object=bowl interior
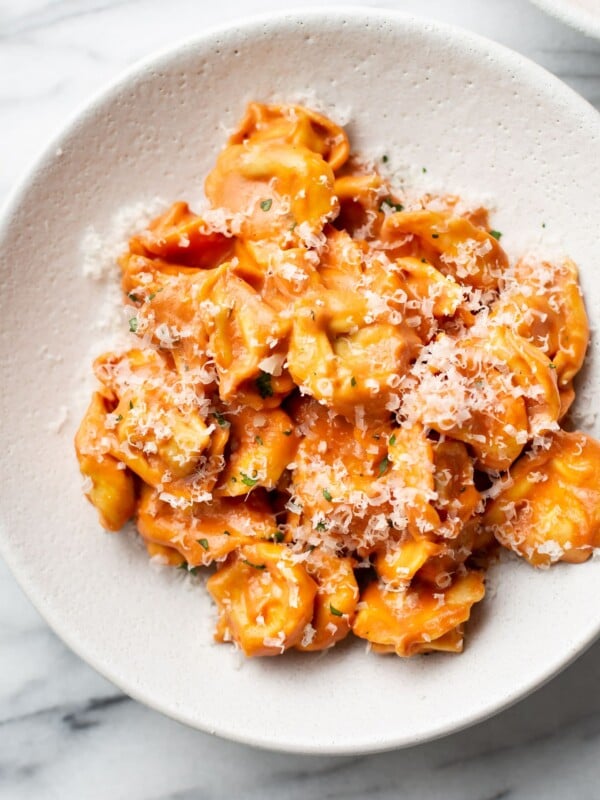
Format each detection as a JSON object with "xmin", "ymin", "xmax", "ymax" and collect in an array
[{"xmin": 1, "ymin": 9, "xmax": 600, "ymax": 754}]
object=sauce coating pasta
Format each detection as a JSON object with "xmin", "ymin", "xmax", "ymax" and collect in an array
[{"xmin": 76, "ymin": 102, "xmax": 598, "ymax": 658}]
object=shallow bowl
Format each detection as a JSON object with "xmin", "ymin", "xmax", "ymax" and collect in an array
[{"xmin": 1, "ymin": 7, "xmax": 600, "ymax": 754}]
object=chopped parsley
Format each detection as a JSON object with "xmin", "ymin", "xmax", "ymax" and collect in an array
[
  {"xmin": 330, "ymin": 604, "xmax": 343, "ymax": 617},
  {"xmin": 178, "ymin": 562, "xmax": 200, "ymax": 575},
  {"xmin": 260, "ymin": 198, "xmax": 272, "ymax": 212},
  {"xmin": 213, "ymin": 411, "xmax": 229, "ymax": 427},
  {"xmin": 322, "ymin": 488, "xmax": 333, "ymax": 502},
  {"xmin": 255, "ymin": 435, "xmax": 264, "ymax": 446},
  {"xmin": 490, "ymin": 229, "xmax": 502, "ymax": 241},
  {"xmin": 378, "ymin": 455, "xmax": 391, "ymax": 476},
  {"xmin": 240, "ymin": 472, "xmax": 258, "ymax": 488},
  {"xmin": 315, "ymin": 521, "xmax": 327, "ymax": 532},
  {"xmin": 127, "ymin": 292, "xmax": 140, "ymax": 303},
  {"xmin": 129, "ymin": 317, "xmax": 138, "ymax": 333},
  {"xmin": 129, "ymin": 400, "xmax": 134, "ymax": 410},
  {"xmin": 115, "ymin": 414, "xmax": 123, "ymax": 422},
  {"xmin": 382, "ymin": 154, "xmax": 389, "ymax": 163},
  {"xmin": 148, "ymin": 292, "xmax": 156, "ymax": 301},
  {"xmin": 549, "ymin": 362, "xmax": 557, "ymax": 369},
  {"xmin": 256, "ymin": 371, "xmax": 274, "ymax": 398},
  {"xmin": 243, "ymin": 559, "xmax": 266, "ymax": 570},
  {"xmin": 197, "ymin": 538, "xmax": 209, "ymax": 550},
  {"xmin": 270, "ymin": 531, "xmax": 285, "ymax": 543},
  {"xmin": 389, "ymin": 433, "xmax": 396, "ymax": 446},
  {"xmin": 422, "ymin": 167, "xmax": 427, "ymax": 173},
  {"xmin": 351, "ymin": 376, "xmax": 357, "ymax": 387},
  {"xmin": 380, "ymin": 197, "xmax": 404, "ymax": 213}
]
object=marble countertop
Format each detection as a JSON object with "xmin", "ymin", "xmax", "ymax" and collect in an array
[{"xmin": 2, "ymin": 0, "xmax": 600, "ymax": 797}]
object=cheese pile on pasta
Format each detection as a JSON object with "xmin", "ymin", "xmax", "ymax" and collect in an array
[{"xmin": 76, "ymin": 102, "xmax": 600, "ymax": 658}]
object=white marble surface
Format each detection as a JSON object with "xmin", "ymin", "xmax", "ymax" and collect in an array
[{"xmin": 1, "ymin": 0, "xmax": 600, "ymax": 797}]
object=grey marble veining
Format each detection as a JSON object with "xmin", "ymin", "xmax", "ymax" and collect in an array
[{"xmin": 1, "ymin": 0, "xmax": 600, "ymax": 797}]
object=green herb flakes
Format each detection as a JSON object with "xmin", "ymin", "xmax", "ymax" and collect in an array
[
  {"xmin": 380, "ymin": 198, "xmax": 404, "ymax": 213},
  {"xmin": 256, "ymin": 371, "xmax": 274, "ymax": 398},
  {"xmin": 240, "ymin": 472, "xmax": 259, "ymax": 488},
  {"xmin": 178, "ymin": 562, "xmax": 199, "ymax": 575},
  {"xmin": 243, "ymin": 559, "xmax": 266, "ymax": 570},
  {"xmin": 378, "ymin": 455, "xmax": 390, "ymax": 476}
]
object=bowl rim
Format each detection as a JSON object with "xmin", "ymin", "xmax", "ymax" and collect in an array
[
  {"xmin": 1, "ymin": 4, "xmax": 600, "ymax": 755},
  {"xmin": 529, "ymin": 0, "xmax": 600, "ymax": 39}
]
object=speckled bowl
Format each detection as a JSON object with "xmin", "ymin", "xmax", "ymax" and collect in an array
[
  {"xmin": 530, "ymin": 0, "xmax": 600, "ymax": 39},
  {"xmin": 1, "ymin": 7, "xmax": 600, "ymax": 754}
]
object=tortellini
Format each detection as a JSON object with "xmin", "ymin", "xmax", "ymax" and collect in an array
[
  {"xmin": 207, "ymin": 543, "xmax": 318, "ymax": 657},
  {"xmin": 75, "ymin": 392, "xmax": 136, "ymax": 531},
  {"xmin": 76, "ymin": 102, "xmax": 597, "ymax": 660},
  {"xmin": 353, "ymin": 571, "xmax": 485, "ymax": 656},
  {"xmin": 483, "ymin": 432, "xmax": 600, "ymax": 567}
]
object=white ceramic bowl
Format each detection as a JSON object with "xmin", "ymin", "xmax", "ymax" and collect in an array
[
  {"xmin": 1, "ymin": 8, "xmax": 600, "ymax": 755},
  {"xmin": 530, "ymin": 0, "xmax": 600, "ymax": 38}
]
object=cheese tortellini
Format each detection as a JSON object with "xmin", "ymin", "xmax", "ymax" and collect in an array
[{"xmin": 76, "ymin": 102, "xmax": 597, "ymax": 660}]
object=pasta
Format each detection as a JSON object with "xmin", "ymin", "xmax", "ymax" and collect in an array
[{"xmin": 75, "ymin": 102, "xmax": 600, "ymax": 659}]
